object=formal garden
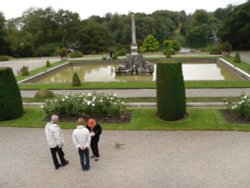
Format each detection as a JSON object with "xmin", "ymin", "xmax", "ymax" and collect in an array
[{"xmin": 0, "ymin": 1, "xmax": 250, "ymax": 130}]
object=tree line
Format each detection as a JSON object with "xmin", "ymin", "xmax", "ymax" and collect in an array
[{"xmin": 0, "ymin": 0, "xmax": 249, "ymax": 57}]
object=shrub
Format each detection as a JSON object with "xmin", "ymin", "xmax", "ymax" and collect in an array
[
  {"xmin": 46, "ymin": 60, "xmax": 52, "ymax": 67},
  {"xmin": 164, "ymin": 48, "xmax": 176, "ymax": 58},
  {"xmin": 163, "ymin": 40, "xmax": 181, "ymax": 52},
  {"xmin": 209, "ymin": 47, "xmax": 221, "ymax": 55},
  {"xmin": 59, "ymin": 48, "xmax": 68, "ymax": 60},
  {"xmin": 233, "ymin": 52, "xmax": 241, "ymax": 63},
  {"xmin": 42, "ymin": 93, "xmax": 126, "ymax": 118},
  {"xmin": 0, "ymin": 67, "xmax": 23, "ymax": 120},
  {"xmin": 0, "ymin": 55, "xmax": 10, "ymax": 61},
  {"xmin": 69, "ymin": 51, "xmax": 83, "ymax": 58},
  {"xmin": 112, "ymin": 53, "xmax": 118, "ymax": 60},
  {"xmin": 220, "ymin": 42, "xmax": 232, "ymax": 56},
  {"xmin": 20, "ymin": 66, "xmax": 29, "ymax": 76},
  {"xmin": 224, "ymin": 94, "xmax": 250, "ymax": 120},
  {"xmin": 34, "ymin": 89, "xmax": 54, "ymax": 99},
  {"xmin": 72, "ymin": 72, "xmax": 81, "ymax": 86},
  {"xmin": 115, "ymin": 49, "xmax": 127, "ymax": 56},
  {"xmin": 156, "ymin": 62, "xmax": 186, "ymax": 121}
]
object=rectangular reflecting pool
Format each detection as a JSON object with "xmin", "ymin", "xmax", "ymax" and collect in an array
[{"xmin": 31, "ymin": 63, "xmax": 241, "ymax": 83}]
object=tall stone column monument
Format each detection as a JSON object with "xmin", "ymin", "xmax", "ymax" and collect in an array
[
  {"xmin": 131, "ymin": 14, "xmax": 138, "ymax": 55},
  {"xmin": 115, "ymin": 14, "xmax": 154, "ymax": 75}
]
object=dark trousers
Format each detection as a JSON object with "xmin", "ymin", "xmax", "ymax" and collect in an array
[
  {"xmin": 78, "ymin": 148, "xmax": 90, "ymax": 170},
  {"xmin": 91, "ymin": 138, "xmax": 100, "ymax": 157},
  {"xmin": 50, "ymin": 146, "xmax": 67, "ymax": 168}
]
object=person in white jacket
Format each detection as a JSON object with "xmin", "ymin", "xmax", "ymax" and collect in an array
[
  {"xmin": 45, "ymin": 115, "xmax": 69, "ymax": 170},
  {"xmin": 72, "ymin": 118, "xmax": 91, "ymax": 171}
]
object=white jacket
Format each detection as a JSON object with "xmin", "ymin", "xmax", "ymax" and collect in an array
[
  {"xmin": 45, "ymin": 122, "xmax": 64, "ymax": 148},
  {"xmin": 72, "ymin": 126, "xmax": 91, "ymax": 149}
]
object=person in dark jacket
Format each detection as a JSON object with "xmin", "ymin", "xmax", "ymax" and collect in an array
[{"xmin": 87, "ymin": 119, "xmax": 102, "ymax": 161}]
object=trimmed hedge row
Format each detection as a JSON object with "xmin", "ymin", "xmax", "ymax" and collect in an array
[
  {"xmin": 156, "ymin": 62, "xmax": 186, "ymax": 121},
  {"xmin": 0, "ymin": 67, "xmax": 23, "ymax": 120}
]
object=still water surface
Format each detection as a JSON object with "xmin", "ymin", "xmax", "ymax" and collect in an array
[{"xmin": 33, "ymin": 63, "xmax": 240, "ymax": 83}]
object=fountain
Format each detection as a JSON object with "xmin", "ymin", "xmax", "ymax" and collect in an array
[{"xmin": 115, "ymin": 14, "xmax": 154, "ymax": 75}]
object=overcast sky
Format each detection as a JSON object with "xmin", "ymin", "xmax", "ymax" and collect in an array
[{"xmin": 0, "ymin": 0, "xmax": 248, "ymax": 19}]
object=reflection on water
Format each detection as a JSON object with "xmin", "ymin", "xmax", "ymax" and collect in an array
[{"xmin": 33, "ymin": 63, "xmax": 240, "ymax": 83}]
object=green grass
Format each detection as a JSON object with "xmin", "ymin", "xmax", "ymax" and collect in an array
[
  {"xmin": 0, "ymin": 107, "xmax": 249, "ymax": 131},
  {"xmin": 16, "ymin": 60, "xmax": 65, "ymax": 82},
  {"xmin": 18, "ymin": 80, "xmax": 250, "ymax": 90},
  {"xmin": 224, "ymin": 56, "xmax": 250, "ymax": 74}
]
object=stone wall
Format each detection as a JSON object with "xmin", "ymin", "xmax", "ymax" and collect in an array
[{"xmin": 217, "ymin": 58, "xmax": 250, "ymax": 80}]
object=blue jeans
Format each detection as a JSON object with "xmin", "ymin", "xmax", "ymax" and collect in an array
[{"xmin": 78, "ymin": 148, "xmax": 90, "ymax": 170}]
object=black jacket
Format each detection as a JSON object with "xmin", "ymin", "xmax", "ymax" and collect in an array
[{"xmin": 87, "ymin": 123, "xmax": 102, "ymax": 141}]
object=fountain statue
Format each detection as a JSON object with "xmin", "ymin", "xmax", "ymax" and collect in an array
[{"xmin": 115, "ymin": 14, "xmax": 154, "ymax": 75}]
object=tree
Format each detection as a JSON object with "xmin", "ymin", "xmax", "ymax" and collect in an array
[
  {"xmin": 140, "ymin": 34, "xmax": 160, "ymax": 53},
  {"xmin": 0, "ymin": 12, "xmax": 10, "ymax": 55},
  {"xmin": 55, "ymin": 9, "xmax": 82, "ymax": 49},
  {"xmin": 77, "ymin": 21, "xmax": 113, "ymax": 54},
  {"xmin": 219, "ymin": 1, "xmax": 250, "ymax": 50}
]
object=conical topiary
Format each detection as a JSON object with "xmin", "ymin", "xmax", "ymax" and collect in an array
[
  {"xmin": 0, "ymin": 67, "xmax": 23, "ymax": 120},
  {"xmin": 156, "ymin": 62, "xmax": 186, "ymax": 121},
  {"xmin": 72, "ymin": 72, "xmax": 81, "ymax": 86},
  {"xmin": 233, "ymin": 52, "xmax": 241, "ymax": 63}
]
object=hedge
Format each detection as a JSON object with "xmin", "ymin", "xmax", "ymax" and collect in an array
[
  {"xmin": 156, "ymin": 62, "xmax": 186, "ymax": 121},
  {"xmin": 0, "ymin": 67, "xmax": 23, "ymax": 120}
]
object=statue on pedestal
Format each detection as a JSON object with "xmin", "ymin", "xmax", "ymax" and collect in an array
[{"xmin": 115, "ymin": 14, "xmax": 154, "ymax": 75}]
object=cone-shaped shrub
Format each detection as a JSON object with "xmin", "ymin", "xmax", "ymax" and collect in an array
[
  {"xmin": 0, "ymin": 67, "xmax": 23, "ymax": 120},
  {"xmin": 46, "ymin": 60, "xmax": 52, "ymax": 67},
  {"xmin": 72, "ymin": 72, "xmax": 81, "ymax": 86},
  {"xmin": 156, "ymin": 62, "xmax": 186, "ymax": 121},
  {"xmin": 233, "ymin": 52, "xmax": 241, "ymax": 63}
]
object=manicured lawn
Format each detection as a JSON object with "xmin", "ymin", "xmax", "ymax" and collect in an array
[
  {"xmin": 0, "ymin": 107, "xmax": 249, "ymax": 131},
  {"xmin": 18, "ymin": 80, "xmax": 250, "ymax": 90},
  {"xmin": 223, "ymin": 56, "xmax": 250, "ymax": 74}
]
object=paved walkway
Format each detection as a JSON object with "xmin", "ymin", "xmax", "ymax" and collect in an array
[
  {"xmin": 21, "ymin": 88, "xmax": 250, "ymax": 98},
  {"xmin": 0, "ymin": 57, "xmax": 59, "ymax": 75},
  {"xmin": 1, "ymin": 127, "xmax": 250, "ymax": 188}
]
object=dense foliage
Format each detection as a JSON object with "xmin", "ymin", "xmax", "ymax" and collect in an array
[
  {"xmin": 0, "ymin": 1, "xmax": 249, "ymax": 57},
  {"xmin": 156, "ymin": 62, "xmax": 186, "ymax": 121},
  {"xmin": 0, "ymin": 67, "xmax": 23, "ymax": 120},
  {"xmin": 219, "ymin": 1, "xmax": 250, "ymax": 50}
]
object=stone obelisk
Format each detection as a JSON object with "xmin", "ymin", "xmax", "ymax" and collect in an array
[{"xmin": 131, "ymin": 14, "xmax": 138, "ymax": 55}]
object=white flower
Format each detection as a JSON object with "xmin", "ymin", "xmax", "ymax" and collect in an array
[
  {"xmin": 65, "ymin": 95, "xmax": 68, "ymax": 99},
  {"xmin": 54, "ymin": 99, "xmax": 58, "ymax": 102},
  {"xmin": 41, "ymin": 105, "xmax": 44, "ymax": 108},
  {"xmin": 121, "ymin": 102, "xmax": 125, "ymax": 104},
  {"xmin": 87, "ymin": 101, "xmax": 91, "ymax": 105},
  {"xmin": 92, "ymin": 104, "xmax": 95, "ymax": 106},
  {"xmin": 243, "ymin": 95, "xmax": 247, "ymax": 99},
  {"xmin": 113, "ymin": 93, "xmax": 117, "ymax": 97},
  {"xmin": 62, "ymin": 98, "xmax": 65, "ymax": 101},
  {"xmin": 100, "ymin": 100, "xmax": 103, "ymax": 103},
  {"xmin": 88, "ymin": 93, "xmax": 92, "ymax": 96}
]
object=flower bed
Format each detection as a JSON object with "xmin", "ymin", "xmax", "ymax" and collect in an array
[{"xmin": 42, "ymin": 92, "xmax": 131, "ymax": 123}]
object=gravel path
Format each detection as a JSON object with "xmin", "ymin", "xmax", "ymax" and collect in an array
[{"xmin": 1, "ymin": 127, "xmax": 250, "ymax": 188}]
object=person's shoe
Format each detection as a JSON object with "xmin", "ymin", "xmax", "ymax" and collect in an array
[
  {"xmin": 90, "ymin": 155, "xmax": 95, "ymax": 158},
  {"xmin": 61, "ymin": 160, "xmax": 69, "ymax": 166},
  {"xmin": 55, "ymin": 165, "xmax": 61, "ymax": 170},
  {"xmin": 95, "ymin": 157, "xmax": 99, "ymax": 161}
]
